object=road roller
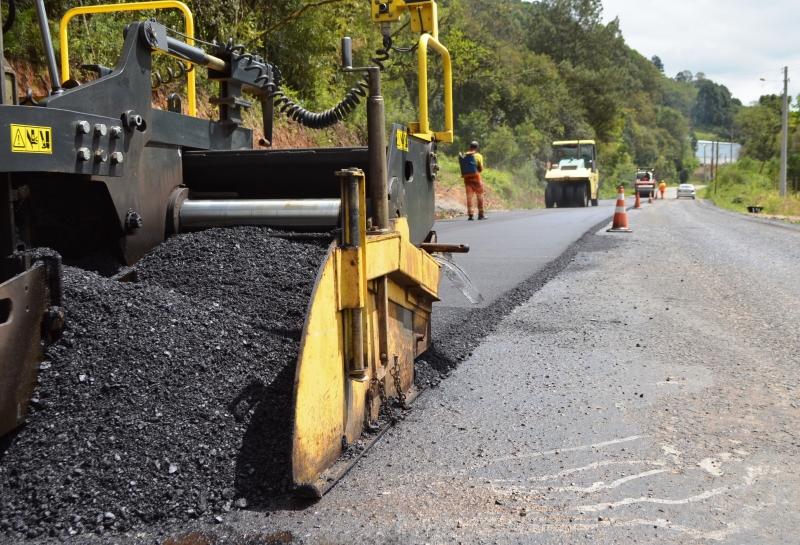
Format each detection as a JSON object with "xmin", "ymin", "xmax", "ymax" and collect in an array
[{"xmin": 0, "ymin": 0, "xmax": 458, "ymax": 497}]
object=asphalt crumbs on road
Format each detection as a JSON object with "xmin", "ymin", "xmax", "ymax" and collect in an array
[
  {"xmin": 8, "ymin": 197, "xmax": 799, "ymax": 544},
  {"xmin": 211, "ymin": 198, "xmax": 799, "ymax": 544}
]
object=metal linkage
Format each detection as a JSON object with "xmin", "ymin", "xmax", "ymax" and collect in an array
[
  {"xmin": 0, "ymin": 0, "xmax": 6, "ymax": 106},
  {"xmin": 33, "ymin": 0, "xmax": 61, "ymax": 95},
  {"xmin": 337, "ymin": 168, "xmax": 368, "ymax": 380}
]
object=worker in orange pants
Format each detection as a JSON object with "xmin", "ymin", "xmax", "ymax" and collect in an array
[
  {"xmin": 459, "ymin": 141, "xmax": 486, "ymax": 220},
  {"xmin": 658, "ymin": 181, "xmax": 667, "ymax": 199}
]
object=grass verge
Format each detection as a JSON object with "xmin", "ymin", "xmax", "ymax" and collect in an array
[
  {"xmin": 701, "ymin": 158, "xmax": 800, "ymax": 222},
  {"xmin": 436, "ymin": 155, "xmax": 544, "ymax": 212}
]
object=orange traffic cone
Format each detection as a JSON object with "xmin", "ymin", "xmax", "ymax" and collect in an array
[
  {"xmin": 634, "ymin": 191, "xmax": 641, "ymax": 209},
  {"xmin": 607, "ymin": 185, "xmax": 632, "ymax": 233}
]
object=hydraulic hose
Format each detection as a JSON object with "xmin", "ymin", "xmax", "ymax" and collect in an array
[
  {"xmin": 205, "ymin": 34, "xmax": 404, "ymax": 130},
  {"xmin": 2, "ymin": 0, "xmax": 15, "ymax": 34},
  {"xmin": 152, "ymin": 60, "xmax": 193, "ymax": 89},
  {"xmin": 262, "ymin": 36, "xmax": 394, "ymax": 130}
]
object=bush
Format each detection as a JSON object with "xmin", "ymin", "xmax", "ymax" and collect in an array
[{"xmin": 703, "ymin": 160, "xmax": 800, "ymax": 217}]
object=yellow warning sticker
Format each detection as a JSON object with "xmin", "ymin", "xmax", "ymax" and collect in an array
[
  {"xmin": 396, "ymin": 128, "xmax": 409, "ymax": 152},
  {"xmin": 10, "ymin": 124, "xmax": 53, "ymax": 154}
]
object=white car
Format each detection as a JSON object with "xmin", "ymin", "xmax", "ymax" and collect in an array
[{"xmin": 677, "ymin": 183, "xmax": 696, "ymax": 199}]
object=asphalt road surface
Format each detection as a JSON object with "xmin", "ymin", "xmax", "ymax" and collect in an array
[
  {"xmin": 434, "ymin": 201, "xmax": 617, "ymax": 308},
  {"xmin": 24, "ymin": 194, "xmax": 800, "ymax": 544},
  {"xmin": 231, "ymin": 194, "xmax": 795, "ymax": 544}
]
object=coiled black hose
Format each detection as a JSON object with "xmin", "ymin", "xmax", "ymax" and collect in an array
[
  {"xmin": 152, "ymin": 60, "xmax": 194, "ymax": 89},
  {"xmin": 3, "ymin": 0, "xmax": 16, "ymax": 34},
  {"xmin": 261, "ymin": 36, "xmax": 394, "ymax": 130}
]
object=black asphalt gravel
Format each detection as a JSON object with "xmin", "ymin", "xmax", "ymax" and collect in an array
[
  {"xmin": 0, "ymin": 228, "xmax": 331, "ymax": 542},
  {"xmin": 152, "ymin": 194, "xmax": 800, "ymax": 545}
]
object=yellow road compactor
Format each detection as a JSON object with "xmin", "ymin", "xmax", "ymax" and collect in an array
[
  {"xmin": 544, "ymin": 140, "xmax": 600, "ymax": 208},
  {"xmin": 0, "ymin": 0, "xmax": 458, "ymax": 498}
]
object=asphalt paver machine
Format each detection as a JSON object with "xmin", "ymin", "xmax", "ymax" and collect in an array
[{"xmin": 0, "ymin": 0, "xmax": 459, "ymax": 496}]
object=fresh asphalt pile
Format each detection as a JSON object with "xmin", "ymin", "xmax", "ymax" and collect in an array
[{"xmin": 0, "ymin": 228, "xmax": 331, "ymax": 541}]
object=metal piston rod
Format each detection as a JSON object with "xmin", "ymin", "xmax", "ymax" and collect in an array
[
  {"xmin": 34, "ymin": 0, "xmax": 61, "ymax": 95},
  {"xmin": 173, "ymin": 196, "xmax": 341, "ymax": 231}
]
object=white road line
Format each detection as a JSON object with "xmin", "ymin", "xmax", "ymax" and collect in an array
[
  {"xmin": 471, "ymin": 435, "xmax": 645, "ymax": 470},
  {"xmin": 578, "ymin": 486, "xmax": 729, "ymax": 512},
  {"xmin": 554, "ymin": 469, "xmax": 668, "ymax": 493},
  {"xmin": 528, "ymin": 459, "xmax": 666, "ymax": 482}
]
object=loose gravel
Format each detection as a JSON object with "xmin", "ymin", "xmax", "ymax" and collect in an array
[{"xmin": 0, "ymin": 228, "xmax": 330, "ymax": 541}]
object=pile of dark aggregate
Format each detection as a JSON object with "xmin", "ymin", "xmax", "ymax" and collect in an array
[
  {"xmin": 135, "ymin": 229, "xmax": 331, "ymax": 336},
  {"xmin": 0, "ymin": 228, "xmax": 331, "ymax": 541}
]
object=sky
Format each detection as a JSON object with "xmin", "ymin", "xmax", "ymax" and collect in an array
[{"xmin": 600, "ymin": 0, "xmax": 800, "ymax": 105}]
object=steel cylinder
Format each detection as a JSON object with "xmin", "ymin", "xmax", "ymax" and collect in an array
[
  {"xmin": 366, "ymin": 68, "xmax": 389, "ymax": 231},
  {"xmin": 33, "ymin": 0, "xmax": 61, "ymax": 94},
  {"xmin": 0, "ymin": 4, "xmax": 5, "ymax": 106},
  {"xmin": 177, "ymin": 199, "xmax": 341, "ymax": 230}
]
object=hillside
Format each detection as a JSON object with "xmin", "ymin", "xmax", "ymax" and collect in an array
[{"xmin": 1, "ymin": 0, "xmax": 734, "ymax": 207}]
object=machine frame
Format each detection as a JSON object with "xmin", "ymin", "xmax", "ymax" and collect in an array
[{"xmin": 0, "ymin": 0, "xmax": 461, "ymax": 496}]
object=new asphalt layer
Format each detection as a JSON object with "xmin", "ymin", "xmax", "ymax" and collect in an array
[{"xmin": 189, "ymin": 194, "xmax": 798, "ymax": 544}]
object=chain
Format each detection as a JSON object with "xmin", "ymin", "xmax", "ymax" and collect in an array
[
  {"xmin": 367, "ymin": 355, "xmax": 408, "ymax": 428},
  {"xmin": 391, "ymin": 355, "xmax": 408, "ymax": 410},
  {"xmin": 369, "ymin": 375, "xmax": 391, "ymax": 425}
]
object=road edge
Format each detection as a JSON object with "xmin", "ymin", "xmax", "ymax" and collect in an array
[
  {"xmin": 421, "ymin": 214, "xmax": 616, "ymax": 375},
  {"xmin": 697, "ymin": 198, "xmax": 800, "ymax": 233}
]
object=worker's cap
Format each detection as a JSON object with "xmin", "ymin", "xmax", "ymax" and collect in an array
[{"xmin": 469, "ymin": 141, "xmax": 480, "ymax": 149}]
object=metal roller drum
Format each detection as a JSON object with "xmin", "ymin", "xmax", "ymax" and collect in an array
[{"xmin": 177, "ymin": 199, "xmax": 341, "ymax": 230}]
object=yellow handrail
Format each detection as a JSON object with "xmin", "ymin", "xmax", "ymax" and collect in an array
[
  {"xmin": 59, "ymin": 1, "xmax": 197, "ymax": 117},
  {"xmin": 416, "ymin": 33, "xmax": 453, "ymax": 143}
]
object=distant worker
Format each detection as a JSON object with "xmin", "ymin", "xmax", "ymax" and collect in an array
[
  {"xmin": 659, "ymin": 180, "xmax": 667, "ymax": 199},
  {"xmin": 459, "ymin": 141, "xmax": 486, "ymax": 220}
]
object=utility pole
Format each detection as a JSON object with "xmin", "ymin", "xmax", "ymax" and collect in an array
[
  {"xmin": 703, "ymin": 143, "xmax": 707, "ymax": 181},
  {"xmin": 709, "ymin": 142, "xmax": 713, "ymax": 182},
  {"xmin": 711, "ymin": 141, "xmax": 716, "ymax": 181},
  {"xmin": 779, "ymin": 66, "xmax": 789, "ymax": 198},
  {"xmin": 710, "ymin": 142, "xmax": 715, "ymax": 180},
  {"xmin": 714, "ymin": 141, "xmax": 720, "ymax": 194}
]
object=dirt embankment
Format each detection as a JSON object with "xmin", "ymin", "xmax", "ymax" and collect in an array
[{"xmin": 8, "ymin": 60, "xmax": 522, "ymax": 218}]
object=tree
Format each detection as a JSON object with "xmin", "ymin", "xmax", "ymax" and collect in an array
[
  {"xmin": 675, "ymin": 70, "xmax": 693, "ymax": 83},
  {"xmin": 651, "ymin": 55, "xmax": 664, "ymax": 72},
  {"xmin": 736, "ymin": 103, "xmax": 781, "ymax": 167},
  {"xmin": 692, "ymin": 79, "xmax": 735, "ymax": 129}
]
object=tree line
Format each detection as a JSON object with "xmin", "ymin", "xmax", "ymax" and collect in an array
[{"xmin": 7, "ymin": 0, "xmax": 791, "ymax": 187}]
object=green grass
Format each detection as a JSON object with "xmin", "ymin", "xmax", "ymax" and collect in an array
[
  {"xmin": 599, "ymin": 183, "xmax": 622, "ymax": 199},
  {"xmin": 701, "ymin": 158, "xmax": 800, "ymax": 219},
  {"xmin": 437, "ymin": 155, "xmax": 544, "ymax": 209}
]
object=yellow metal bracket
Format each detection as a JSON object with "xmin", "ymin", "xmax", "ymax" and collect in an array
[
  {"xmin": 416, "ymin": 33, "xmax": 453, "ymax": 143},
  {"xmin": 336, "ymin": 170, "xmax": 368, "ymax": 311},
  {"xmin": 59, "ymin": 1, "xmax": 197, "ymax": 117},
  {"xmin": 371, "ymin": 0, "xmax": 439, "ymax": 38},
  {"xmin": 371, "ymin": 1, "xmax": 452, "ymax": 142}
]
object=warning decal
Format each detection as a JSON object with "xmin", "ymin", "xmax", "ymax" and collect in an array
[
  {"xmin": 396, "ymin": 128, "xmax": 409, "ymax": 152},
  {"xmin": 10, "ymin": 124, "xmax": 53, "ymax": 154}
]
